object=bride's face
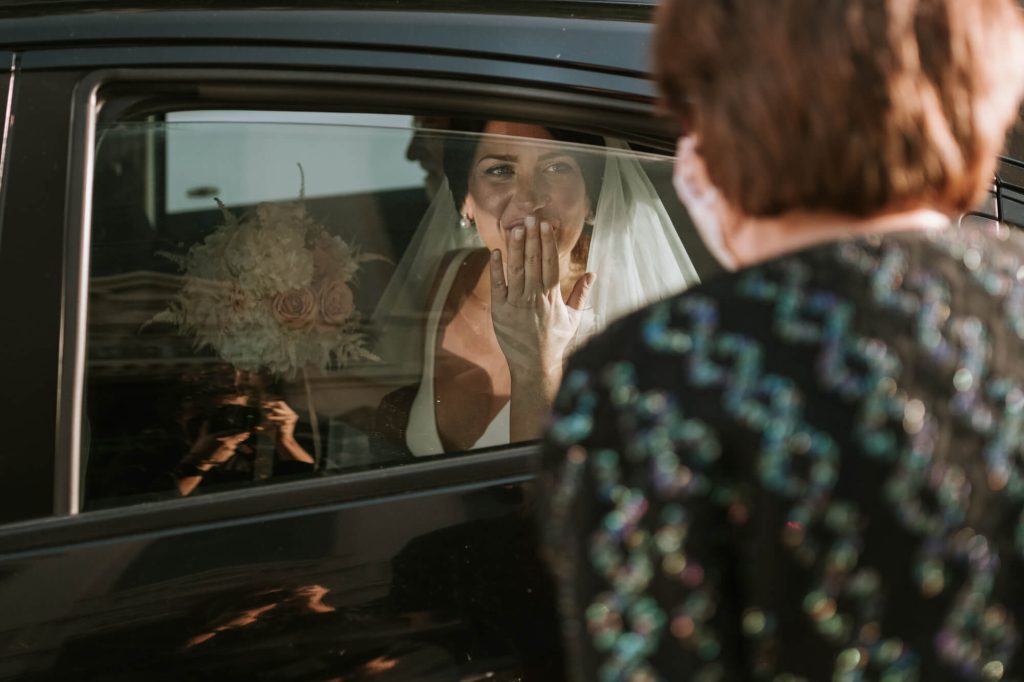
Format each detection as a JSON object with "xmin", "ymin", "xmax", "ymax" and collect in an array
[{"xmin": 463, "ymin": 121, "xmax": 592, "ymax": 262}]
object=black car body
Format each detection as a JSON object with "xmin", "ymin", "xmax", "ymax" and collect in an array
[
  {"xmin": 0, "ymin": 2, "xmax": 680, "ymax": 679},
  {"xmin": 1, "ymin": 2, "xmax": 1023, "ymax": 680}
]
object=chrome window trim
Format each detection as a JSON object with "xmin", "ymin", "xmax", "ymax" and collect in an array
[
  {"xmin": 0, "ymin": 443, "xmax": 539, "ymax": 555},
  {"xmin": 55, "ymin": 73, "xmax": 99, "ymax": 516},
  {"xmin": 0, "ymin": 52, "xmax": 15, "ymax": 195}
]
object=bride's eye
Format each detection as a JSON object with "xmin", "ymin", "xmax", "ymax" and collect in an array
[
  {"xmin": 544, "ymin": 160, "xmax": 577, "ymax": 175},
  {"xmin": 484, "ymin": 164, "xmax": 515, "ymax": 177}
]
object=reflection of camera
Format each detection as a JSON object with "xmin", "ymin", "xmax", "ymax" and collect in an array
[{"xmin": 208, "ymin": 404, "xmax": 262, "ymax": 435}]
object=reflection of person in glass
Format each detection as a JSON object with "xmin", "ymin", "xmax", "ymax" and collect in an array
[
  {"xmin": 83, "ymin": 366, "xmax": 316, "ymax": 505},
  {"xmin": 405, "ymin": 115, "xmax": 451, "ymax": 199},
  {"xmin": 174, "ymin": 385, "xmax": 314, "ymax": 496},
  {"xmin": 171, "ymin": 366, "xmax": 311, "ymax": 493},
  {"xmin": 376, "ymin": 121, "xmax": 700, "ymax": 454}
]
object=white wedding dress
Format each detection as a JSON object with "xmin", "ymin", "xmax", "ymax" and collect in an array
[{"xmin": 404, "ymin": 248, "xmax": 510, "ymax": 455}]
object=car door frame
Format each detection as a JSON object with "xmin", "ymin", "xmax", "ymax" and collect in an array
[
  {"xmin": 0, "ymin": 13, "xmax": 675, "ymax": 542},
  {"xmin": 0, "ymin": 22, "xmax": 683, "ymax": 676}
]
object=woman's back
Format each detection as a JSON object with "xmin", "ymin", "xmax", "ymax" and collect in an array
[{"xmin": 543, "ymin": 222, "xmax": 1024, "ymax": 680}]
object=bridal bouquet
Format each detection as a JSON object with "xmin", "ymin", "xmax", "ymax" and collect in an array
[{"xmin": 155, "ymin": 192, "xmax": 380, "ymax": 377}]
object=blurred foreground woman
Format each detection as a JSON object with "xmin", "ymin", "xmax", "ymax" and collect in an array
[{"xmin": 541, "ymin": 1, "xmax": 1024, "ymax": 680}]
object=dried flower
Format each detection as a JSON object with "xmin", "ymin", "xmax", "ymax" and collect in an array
[
  {"xmin": 153, "ymin": 186, "xmax": 380, "ymax": 376},
  {"xmin": 318, "ymin": 279, "xmax": 356, "ymax": 326},
  {"xmin": 272, "ymin": 287, "xmax": 318, "ymax": 330}
]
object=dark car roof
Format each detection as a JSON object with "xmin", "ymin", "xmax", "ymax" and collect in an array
[
  {"xmin": 0, "ymin": 1, "xmax": 658, "ymax": 78},
  {"xmin": 0, "ymin": 0, "xmax": 657, "ymax": 20}
]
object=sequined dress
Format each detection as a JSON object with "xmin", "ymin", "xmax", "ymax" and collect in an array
[{"xmin": 542, "ymin": 225, "xmax": 1024, "ymax": 682}]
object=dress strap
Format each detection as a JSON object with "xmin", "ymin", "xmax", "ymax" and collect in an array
[
  {"xmin": 406, "ymin": 248, "xmax": 476, "ymax": 456},
  {"xmin": 420, "ymin": 248, "xmax": 475, "ymax": 381}
]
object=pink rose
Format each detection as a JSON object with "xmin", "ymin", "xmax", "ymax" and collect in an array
[
  {"xmin": 271, "ymin": 287, "xmax": 318, "ymax": 330},
  {"xmin": 319, "ymin": 279, "xmax": 355, "ymax": 325}
]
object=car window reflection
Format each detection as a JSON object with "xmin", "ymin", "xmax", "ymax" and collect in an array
[{"xmin": 83, "ymin": 113, "xmax": 700, "ymax": 509}]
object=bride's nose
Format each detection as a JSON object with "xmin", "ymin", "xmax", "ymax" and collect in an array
[{"xmin": 512, "ymin": 175, "xmax": 548, "ymax": 212}]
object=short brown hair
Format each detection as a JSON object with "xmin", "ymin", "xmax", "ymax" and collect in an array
[{"xmin": 654, "ymin": 0, "xmax": 1024, "ymax": 217}]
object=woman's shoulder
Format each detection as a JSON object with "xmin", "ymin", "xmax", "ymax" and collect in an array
[
  {"xmin": 670, "ymin": 223, "xmax": 1024, "ymax": 308},
  {"xmin": 568, "ymin": 223, "xmax": 1024, "ymax": 378}
]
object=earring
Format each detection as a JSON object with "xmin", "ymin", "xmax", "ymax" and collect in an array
[{"xmin": 459, "ymin": 215, "xmax": 473, "ymax": 229}]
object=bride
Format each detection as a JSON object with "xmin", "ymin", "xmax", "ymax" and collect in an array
[{"xmin": 374, "ymin": 120, "xmax": 700, "ymax": 455}]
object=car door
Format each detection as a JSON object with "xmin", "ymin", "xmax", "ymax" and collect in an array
[{"xmin": 0, "ymin": 7, "xmax": 715, "ymax": 681}]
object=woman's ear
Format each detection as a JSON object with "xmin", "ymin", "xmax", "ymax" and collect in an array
[
  {"xmin": 673, "ymin": 135, "xmax": 741, "ymax": 271},
  {"xmin": 673, "ymin": 136, "xmax": 715, "ymax": 203},
  {"xmin": 458, "ymin": 198, "xmax": 476, "ymax": 230}
]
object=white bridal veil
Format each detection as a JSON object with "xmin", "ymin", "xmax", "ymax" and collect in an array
[{"xmin": 372, "ymin": 137, "xmax": 700, "ymax": 378}]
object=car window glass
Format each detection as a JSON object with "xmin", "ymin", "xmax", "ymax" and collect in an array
[
  {"xmin": 82, "ymin": 112, "xmax": 704, "ymax": 509},
  {"xmin": 163, "ymin": 111, "xmax": 421, "ymax": 213}
]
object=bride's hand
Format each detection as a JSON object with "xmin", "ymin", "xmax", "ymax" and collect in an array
[{"xmin": 488, "ymin": 217, "xmax": 595, "ymax": 381}]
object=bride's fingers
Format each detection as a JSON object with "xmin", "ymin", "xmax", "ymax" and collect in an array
[
  {"xmin": 506, "ymin": 226, "xmax": 526, "ymax": 303},
  {"xmin": 523, "ymin": 218, "xmax": 542, "ymax": 296},
  {"xmin": 489, "ymin": 249, "xmax": 508, "ymax": 302},
  {"xmin": 566, "ymin": 271, "xmax": 596, "ymax": 310},
  {"xmin": 540, "ymin": 220, "xmax": 559, "ymax": 291}
]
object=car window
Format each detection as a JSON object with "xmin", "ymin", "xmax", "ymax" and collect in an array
[
  {"xmin": 82, "ymin": 112, "xmax": 706, "ymax": 509},
  {"xmin": 162, "ymin": 111, "xmax": 422, "ymax": 213}
]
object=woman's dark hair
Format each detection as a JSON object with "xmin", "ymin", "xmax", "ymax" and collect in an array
[{"xmin": 442, "ymin": 119, "xmax": 606, "ymax": 214}]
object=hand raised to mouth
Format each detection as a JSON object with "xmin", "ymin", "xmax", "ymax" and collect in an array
[{"xmin": 488, "ymin": 215, "xmax": 595, "ymax": 440}]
